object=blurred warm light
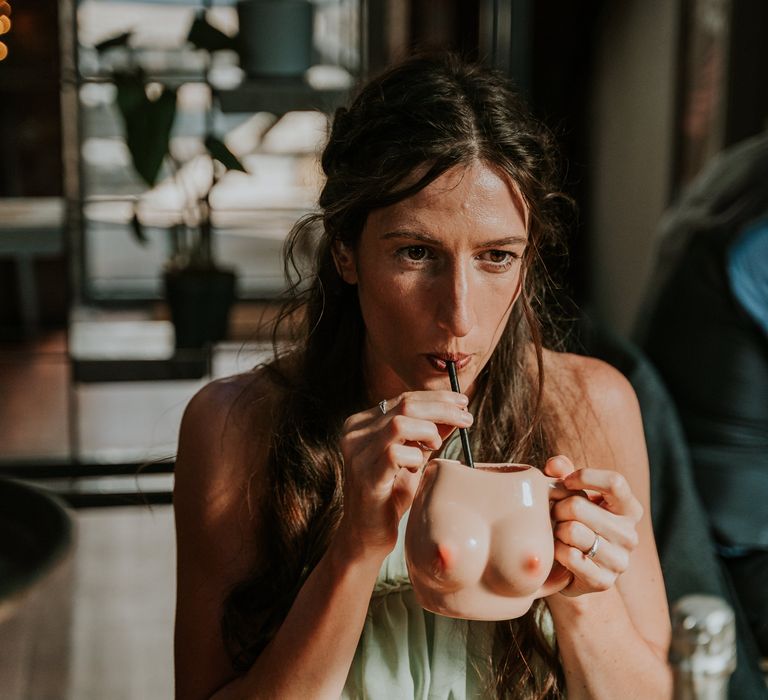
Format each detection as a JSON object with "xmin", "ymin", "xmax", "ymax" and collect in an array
[{"xmin": 0, "ymin": 0, "xmax": 8, "ymax": 54}]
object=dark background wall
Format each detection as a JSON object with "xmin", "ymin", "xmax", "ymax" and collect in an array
[
  {"xmin": 0, "ymin": 0, "xmax": 68, "ymax": 335},
  {"xmin": 2, "ymin": 0, "xmax": 767, "ymax": 337},
  {"xmin": 0, "ymin": 0, "xmax": 63, "ymax": 195}
]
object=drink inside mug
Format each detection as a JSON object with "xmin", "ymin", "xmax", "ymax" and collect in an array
[
  {"xmin": 476, "ymin": 464, "xmax": 531, "ymax": 473},
  {"xmin": 404, "ymin": 459, "xmax": 570, "ymax": 621}
]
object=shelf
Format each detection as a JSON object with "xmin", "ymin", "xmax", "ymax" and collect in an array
[
  {"xmin": 0, "ymin": 198, "xmax": 66, "ymax": 256},
  {"xmin": 3, "ymin": 473, "xmax": 174, "ymax": 509},
  {"xmin": 68, "ymin": 315, "xmax": 274, "ymax": 381},
  {"xmin": 72, "ymin": 356, "xmax": 210, "ymax": 382},
  {"xmin": 216, "ymin": 78, "xmax": 349, "ymax": 113}
]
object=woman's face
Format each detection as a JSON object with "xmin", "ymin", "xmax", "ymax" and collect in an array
[{"xmin": 335, "ymin": 161, "xmax": 529, "ymax": 401}]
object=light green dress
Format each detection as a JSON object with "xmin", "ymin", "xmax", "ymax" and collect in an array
[
  {"xmin": 342, "ymin": 434, "xmax": 498, "ymax": 699},
  {"xmin": 341, "ymin": 509, "xmax": 497, "ymax": 699},
  {"xmin": 341, "ymin": 435, "xmax": 558, "ymax": 699}
]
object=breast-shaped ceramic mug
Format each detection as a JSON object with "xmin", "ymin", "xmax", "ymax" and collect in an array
[{"xmin": 404, "ymin": 458, "xmax": 573, "ymax": 621}]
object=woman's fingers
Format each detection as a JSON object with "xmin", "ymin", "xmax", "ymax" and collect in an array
[
  {"xmin": 347, "ymin": 413, "xmax": 453, "ymax": 454},
  {"xmin": 344, "ymin": 390, "xmax": 470, "ymax": 432},
  {"xmin": 343, "ymin": 395, "xmax": 473, "ymax": 461},
  {"xmin": 551, "ymin": 494, "xmax": 639, "ymax": 552},
  {"xmin": 543, "ymin": 454, "xmax": 576, "ymax": 479},
  {"xmin": 346, "ymin": 441, "xmax": 424, "ymax": 495},
  {"xmin": 553, "ymin": 540, "xmax": 616, "ymax": 595},
  {"xmin": 546, "ymin": 456, "xmax": 643, "ymax": 519},
  {"xmin": 339, "ymin": 390, "xmax": 473, "ymax": 554},
  {"xmin": 344, "ymin": 411, "xmax": 468, "ymax": 489},
  {"xmin": 387, "ymin": 390, "xmax": 469, "ymax": 414},
  {"xmin": 544, "ymin": 456, "xmax": 644, "ymax": 596},
  {"xmin": 378, "ymin": 442, "xmax": 426, "ymax": 475},
  {"xmin": 561, "ymin": 468, "xmax": 644, "ymax": 520},
  {"xmin": 341, "ymin": 391, "xmax": 473, "ymax": 492},
  {"xmin": 553, "ymin": 520, "xmax": 631, "ymax": 574}
]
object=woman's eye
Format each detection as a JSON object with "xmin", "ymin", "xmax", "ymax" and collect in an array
[
  {"xmin": 481, "ymin": 250, "xmax": 518, "ymax": 266},
  {"xmin": 401, "ymin": 246, "xmax": 429, "ymax": 261}
]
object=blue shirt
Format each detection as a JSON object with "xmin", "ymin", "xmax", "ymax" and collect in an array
[{"xmin": 728, "ymin": 217, "xmax": 768, "ymax": 336}]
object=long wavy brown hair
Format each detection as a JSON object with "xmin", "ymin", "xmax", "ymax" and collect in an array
[{"xmin": 221, "ymin": 54, "xmax": 573, "ymax": 699}]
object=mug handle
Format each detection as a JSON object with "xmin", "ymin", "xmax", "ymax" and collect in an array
[{"xmin": 534, "ymin": 477, "xmax": 586, "ymax": 597}]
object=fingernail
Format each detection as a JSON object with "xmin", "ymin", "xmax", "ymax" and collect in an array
[
  {"xmin": 459, "ymin": 411, "xmax": 473, "ymax": 425},
  {"xmin": 456, "ymin": 394, "xmax": 469, "ymax": 405}
]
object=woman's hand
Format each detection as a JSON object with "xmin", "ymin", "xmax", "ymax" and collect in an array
[
  {"xmin": 544, "ymin": 454, "xmax": 644, "ymax": 597},
  {"xmin": 335, "ymin": 390, "xmax": 473, "ymax": 558}
]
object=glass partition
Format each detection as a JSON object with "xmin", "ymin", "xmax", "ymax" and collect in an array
[{"xmin": 0, "ymin": 0, "xmax": 360, "ymax": 479}]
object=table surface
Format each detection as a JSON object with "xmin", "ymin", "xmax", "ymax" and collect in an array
[{"xmin": 0, "ymin": 505, "xmax": 175, "ymax": 700}]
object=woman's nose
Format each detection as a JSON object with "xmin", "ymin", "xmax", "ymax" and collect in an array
[{"xmin": 435, "ymin": 263, "xmax": 476, "ymax": 337}]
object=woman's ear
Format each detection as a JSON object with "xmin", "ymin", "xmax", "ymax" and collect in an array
[{"xmin": 332, "ymin": 240, "xmax": 358, "ymax": 284}]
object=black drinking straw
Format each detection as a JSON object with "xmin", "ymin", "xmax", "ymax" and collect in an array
[{"xmin": 446, "ymin": 360, "xmax": 475, "ymax": 468}]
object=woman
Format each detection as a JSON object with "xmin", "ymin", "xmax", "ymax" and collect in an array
[{"xmin": 173, "ymin": 55, "xmax": 672, "ymax": 699}]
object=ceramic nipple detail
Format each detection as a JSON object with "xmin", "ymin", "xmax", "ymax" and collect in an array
[
  {"xmin": 405, "ymin": 459, "xmax": 570, "ymax": 621},
  {"xmin": 482, "ymin": 516, "xmax": 556, "ymax": 597},
  {"xmin": 410, "ymin": 499, "xmax": 490, "ymax": 591}
]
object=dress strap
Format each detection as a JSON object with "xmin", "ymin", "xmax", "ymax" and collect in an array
[{"xmin": 439, "ymin": 429, "xmax": 463, "ymax": 461}]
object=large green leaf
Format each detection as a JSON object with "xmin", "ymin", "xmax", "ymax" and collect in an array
[
  {"xmin": 187, "ymin": 12, "xmax": 236, "ymax": 52},
  {"xmin": 204, "ymin": 135, "xmax": 246, "ymax": 173},
  {"xmin": 114, "ymin": 71, "xmax": 177, "ymax": 187}
]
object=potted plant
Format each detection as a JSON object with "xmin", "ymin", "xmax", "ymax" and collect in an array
[
  {"xmin": 235, "ymin": 0, "xmax": 314, "ymax": 78},
  {"xmin": 96, "ymin": 18, "xmax": 245, "ymax": 350}
]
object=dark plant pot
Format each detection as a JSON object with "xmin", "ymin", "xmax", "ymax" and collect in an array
[
  {"xmin": 236, "ymin": 0, "xmax": 314, "ymax": 78},
  {"xmin": 164, "ymin": 267, "xmax": 237, "ymax": 350}
]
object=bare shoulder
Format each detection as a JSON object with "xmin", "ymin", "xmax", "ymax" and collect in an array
[
  {"xmin": 544, "ymin": 349, "xmax": 639, "ymax": 425},
  {"xmin": 178, "ymin": 373, "xmax": 256, "ymax": 463},
  {"xmin": 542, "ymin": 349, "xmax": 645, "ymax": 470},
  {"xmin": 175, "ymin": 354, "xmax": 299, "ymax": 548},
  {"xmin": 176, "ymin": 371, "xmax": 276, "ymax": 516}
]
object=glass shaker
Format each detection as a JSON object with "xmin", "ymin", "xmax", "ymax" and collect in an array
[{"xmin": 670, "ymin": 594, "xmax": 737, "ymax": 700}]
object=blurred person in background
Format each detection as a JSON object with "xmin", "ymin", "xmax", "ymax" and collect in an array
[{"xmin": 639, "ymin": 131, "xmax": 768, "ymax": 657}]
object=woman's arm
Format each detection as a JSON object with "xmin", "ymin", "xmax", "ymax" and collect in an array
[
  {"xmin": 209, "ymin": 534, "xmax": 384, "ymax": 700},
  {"xmin": 174, "ymin": 379, "xmax": 471, "ymax": 700},
  {"xmin": 174, "ymin": 377, "xmax": 262, "ymax": 700},
  {"xmin": 543, "ymin": 356, "xmax": 673, "ymax": 700}
]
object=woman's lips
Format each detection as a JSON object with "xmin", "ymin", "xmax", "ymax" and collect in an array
[{"xmin": 425, "ymin": 354, "xmax": 472, "ymax": 371}]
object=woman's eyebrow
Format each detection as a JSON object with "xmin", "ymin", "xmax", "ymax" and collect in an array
[
  {"xmin": 481, "ymin": 235, "xmax": 528, "ymax": 247},
  {"xmin": 380, "ymin": 230, "xmax": 527, "ymax": 247},
  {"xmin": 380, "ymin": 229, "xmax": 438, "ymax": 243}
]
